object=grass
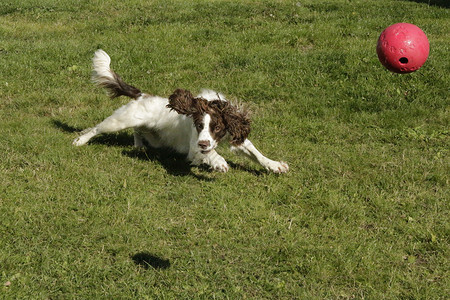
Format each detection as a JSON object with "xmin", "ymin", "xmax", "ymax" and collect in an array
[{"xmin": 1, "ymin": 0, "xmax": 449, "ymax": 298}]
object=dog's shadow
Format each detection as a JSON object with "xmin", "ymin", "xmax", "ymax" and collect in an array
[
  {"xmin": 122, "ymin": 147, "xmax": 204, "ymax": 177},
  {"xmin": 53, "ymin": 120, "xmax": 263, "ymax": 178}
]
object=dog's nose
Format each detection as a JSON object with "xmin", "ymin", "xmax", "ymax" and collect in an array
[{"xmin": 198, "ymin": 140, "xmax": 210, "ymax": 149}]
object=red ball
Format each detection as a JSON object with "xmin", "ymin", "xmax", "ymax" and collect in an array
[{"xmin": 377, "ymin": 23, "xmax": 429, "ymax": 73}]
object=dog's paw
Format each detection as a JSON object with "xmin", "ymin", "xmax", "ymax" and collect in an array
[
  {"xmin": 210, "ymin": 156, "xmax": 229, "ymax": 173},
  {"xmin": 73, "ymin": 137, "xmax": 86, "ymax": 146},
  {"xmin": 265, "ymin": 160, "xmax": 289, "ymax": 174},
  {"xmin": 212, "ymin": 162, "xmax": 229, "ymax": 173},
  {"xmin": 72, "ymin": 134, "xmax": 90, "ymax": 146},
  {"xmin": 73, "ymin": 128, "xmax": 95, "ymax": 146}
]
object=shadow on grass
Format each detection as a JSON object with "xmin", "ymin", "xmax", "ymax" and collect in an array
[
  {"xmin": 52, "ymin": 119, "xmax": 139, "ymax": 148},
  {"xmin": 122, "ymin": 147, "xmax": 215, "ymax": 180},
  {"xmin": 228, "ymin": 161, "xmax": 265, "ymax": 176},
  {"xmin": 124, "ymin": 148, "xmax": 267, "ymax": 177},
  {"xmin": 406, "ymin": 0, "xmax": 449, "ymax": 8},
  {"xmin": 131, "ymin": 252, "xmax": 170, "ymax": 270},
  {"xmin": 53, "ymin": 120, "xmax": 219, "ymax": 179},
  {"xmin": 53, "ymin": 119, "xmax": 266, "ymax": 177},
  {"xmin": 53, "ymin": 119, "xmax": 213, "ymax": 179},
  {"xmin": 52, "ymin": 120, "xmax": 81, "ymax": 133}
]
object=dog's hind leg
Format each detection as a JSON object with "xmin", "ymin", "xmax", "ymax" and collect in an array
[
  {"xmin": 73, "ymin": 127, "xmax": 100, "ymax": 146},
  {"xmin": 73, "ymin": 101, "xmax": 144, "ymax": 146},
  {"xmin": 133, "ymin": 131, "xmax": 144, "ymax": 148}
]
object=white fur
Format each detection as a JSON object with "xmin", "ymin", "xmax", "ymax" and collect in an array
[
  {"xmin": 92, "ymin": 49, "xmax": 114, "ymax": 83},
  {"xmin": 73, "ymin": 50, "xmax": 289, "ymax": 173}
]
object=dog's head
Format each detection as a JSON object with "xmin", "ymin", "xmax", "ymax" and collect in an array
[{"xmin": 167, "ymin": 89, "xmax": 251, "ymax": 153}]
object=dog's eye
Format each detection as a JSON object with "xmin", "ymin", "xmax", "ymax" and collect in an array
[
  {"xmin": 214, "ymin": 125, "xmax": 221, "ymax": 132},
  {"xmin": 196, "ymin": 124, "xmax": 204, "ymax": 130}
]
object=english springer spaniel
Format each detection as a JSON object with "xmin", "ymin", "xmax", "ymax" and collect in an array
[{"xmin": 73, "ymin": 50, "xmax": 289, "ymax": 173}]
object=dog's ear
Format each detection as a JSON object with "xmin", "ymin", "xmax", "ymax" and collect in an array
[
  {"xmin": 167, "ymin": 89, "xmax": 208, "ymax": 116},
  {"xmin": 167, "ymin": 89, "xmax": 197, "ymax": 115},
  {"xmin": 222, "ymin": 103, "xmax": 251, "ymax": 146}
]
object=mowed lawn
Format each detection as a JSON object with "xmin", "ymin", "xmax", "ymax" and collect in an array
[{"xmin": 0, "ymin": 0, "xmax": 448, "ymax": 298}]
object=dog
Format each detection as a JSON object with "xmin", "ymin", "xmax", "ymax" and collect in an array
[{"xmin": 73, "ymin": 50, "xmax": 289, "ymax": 173}]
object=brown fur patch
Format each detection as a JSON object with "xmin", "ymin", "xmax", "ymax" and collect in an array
[
  {"xmin": 167, "ymin": 89, "xmax": 251, "ymax": 145},
  {"xmin": 167, "ymin": 89, "xmax": 195, "ymax": 115},
  {"xmin": 99, "ymin": 71, "xmax": 142, "ymax": 99},
  {"xmin": 221, "ymin": 102, "xmax": 251, "ymax": 145},
  {"xmin": 167, "ymin": 89, "xmax": 211, "ymax": 116}
]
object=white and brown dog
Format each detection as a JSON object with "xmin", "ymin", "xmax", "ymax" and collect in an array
[{"xmin": 73, "ymin": 50, "xmax": 289, "ymax": 173}]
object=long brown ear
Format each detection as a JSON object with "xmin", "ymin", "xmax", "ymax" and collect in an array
[
  {"xmin": 167, "ymin": 89, "xmax": 197, "ymax": 115},
  {"xmin": 222, "ymin": 103, "xmax": 251, "ymax": 146},
  {"xmin": 167, "ymin": 89, "xmax": 210, "ymax": 116}
]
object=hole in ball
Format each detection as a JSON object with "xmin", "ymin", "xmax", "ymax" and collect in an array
[{"xmin": 399, "ymin": 57, "xmax": 408, "ymax": 64}]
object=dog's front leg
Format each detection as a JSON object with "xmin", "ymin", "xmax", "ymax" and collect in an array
[
  {"xmin": 231, "ymin": 139, "xmax": 289, "ymax": 173},
  {"xmin": 188, "ymin": 150, "xmax": 229, "ymax": 172}
]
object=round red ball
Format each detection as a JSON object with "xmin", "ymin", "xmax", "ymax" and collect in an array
[{"xmin": 377, "ymin": 23, "xmax": 429, "ymax": 73}]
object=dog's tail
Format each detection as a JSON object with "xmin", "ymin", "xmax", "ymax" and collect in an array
[{"xmin": 92, "ymin": 49, "xmax": 142, "ymax": 99}]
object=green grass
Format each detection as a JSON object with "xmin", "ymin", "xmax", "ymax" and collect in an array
[{"xmin": 1, "ymin": 0, "xmax": 449, "ymax": 298}]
